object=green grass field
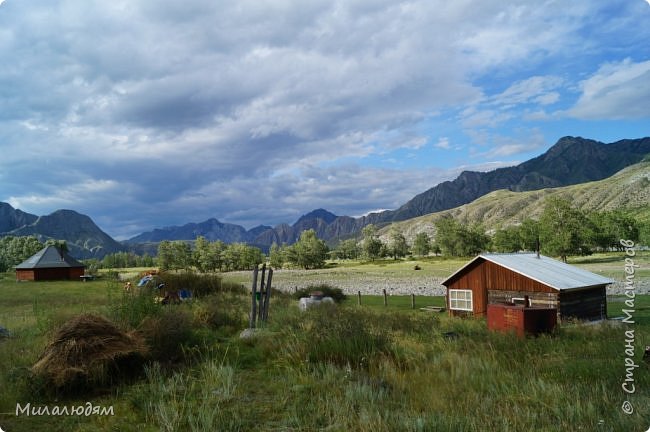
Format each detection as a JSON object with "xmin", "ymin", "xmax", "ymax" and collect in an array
[{"xmin": 0, "ymin": 253, "xmax": 649, "ymax": 431}]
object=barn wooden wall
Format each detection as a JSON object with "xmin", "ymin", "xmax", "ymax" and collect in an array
[
  {"xmin": 446, "ymin": 258, "xmax": 608, "ymax": 320},
  {"xmin": 558, "ymin": 286, "xmax": 607, "ymax": 321},
  {"xmin": 16, "ymin": 267, "xmax": 85, "ymax": 281}
]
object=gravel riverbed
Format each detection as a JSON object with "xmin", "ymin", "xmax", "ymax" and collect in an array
[{"xmin": 228, "ymin": 269, "xmax": 649, "ymax": 296}]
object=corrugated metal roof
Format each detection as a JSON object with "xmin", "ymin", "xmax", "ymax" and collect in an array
[
  {"xmin": 442, "ymin": 253, "xmax": 613, "ymax": 291},
  {"xmin": 15, "ymin": 245, "xmax": 85, "ymax": 269}
]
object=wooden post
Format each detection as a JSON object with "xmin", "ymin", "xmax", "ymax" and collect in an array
[
  {"xmin": 249, "ymin": 266, "xmax": 258, "ymax": 329},
  {"xmin": 383, "ymin": 289, "xmax": 387, "ymax": 306},
  {"xmin": 262, "ymin": 268, "xmax": 273, "ymax": 322},
  {"xmin": 411, "ymin": 293, "xmax": 415, "ymax": 309},
  {"xmin": 258, "ymin": 264, "xmax": 266, "ymax": 323},
  {"xmin": 357, "ymin": 290, "xmax": 361, "ymax": 306}
]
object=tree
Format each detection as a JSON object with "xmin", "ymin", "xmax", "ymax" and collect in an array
[
  {"xmin": 412, "ymin": 232, "xmax": 431, "ymax": 257},
  {"xmin": 588, "ymin": 210, "xmax": 640, "ymax": 251},
  {"xmin": 0, "ymin": 236, "xmax": 43, "ymax": 272},
  {"xmin": 157, "ymin": 241, "xmax": 174, "ymax": 271},
  {"xmin": 388, "ymin": 225, "xmax": 409, "ymax": 259},
  {"xmin": 193, "ymin": 236, "xmax": 223, "ymax": 272},
  {"xmin": 45, "ymin": 239, "xmax": 68, "ymax": 252},
  {"xmin": 492, "ymin": 226, "xmax": 522, "ymax": 253},
  {"xmin": 361, "ymin": 224, "xmax": 383, "ymax": 261},
  {"xmin": 539, "ymin": 197, "xmax": 588, "ymax": 262},
  {"xmin": 334, "ymin": 239, "xmax": 360, "ymax": 260},
  {"xmin": 288, "ymin": 229, "xmax": 329, "ymax": 269},
  {"xmin": 171, "ymin": 241, "xmax": 192, "ymax": 270},
  {"xmin": 269, "ymin": 242, "xmax": 285, "ymax": 268},
  {"xmin": 434, "ymin": 216, "xmax": 489, "ymax": 257},
  {"xmin": 518, "ymin": 218, "xmax": 540, "ymax": 252}
]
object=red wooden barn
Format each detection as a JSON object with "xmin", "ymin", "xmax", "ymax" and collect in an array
[
  {"xmin": 441, "ymin": 253, "xmax": 613, "ymax": 321},
  {"xmin": 15, "ymin": 245, "xmax": 86, "ymax": 281}
]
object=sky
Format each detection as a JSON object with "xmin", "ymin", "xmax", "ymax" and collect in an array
[{"xmin": 1, "ymin": 0, "xmax": 649, "ymax": 240}]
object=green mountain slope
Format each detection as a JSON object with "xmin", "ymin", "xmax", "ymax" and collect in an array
[{"xmin": 381, "ymin": 161, "xmax": 650, "ymax": 241}]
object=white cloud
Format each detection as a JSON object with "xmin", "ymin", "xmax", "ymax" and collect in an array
[
  {"xmin": 472, "ymin": 129, "xmax": 546, "ymax": 158},
  {"xmin": 492, "ymin": 76, "xmax": 564, "ymax": 106},
  {"xmin": 569, "ymin": 58, "xmax": 650, "ymax": 119},
  {"xmin": 435, "ymin": 137, "xmax": 451, "ymax": 150},
  {"xmin": 0, "ymin": 0, "xmax": 647, "ymax": 237}
]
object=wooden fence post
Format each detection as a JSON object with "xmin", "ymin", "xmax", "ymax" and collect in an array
[
  {"xmin": 249, "ymin": 266, "xmax": 259, "ymax": 329},
  {"xmin": 383, "ymin": 289, "xmax": 387, "ymax": 306},
  {"xmin": 263, "ymin": 268, "xmax": 273, "ymax": 322},
  {"xmin": 411, "ymin": 293, "xmax": 415, "ymax": 309},
  {"xmin": 257, "ymin": 264, "xmax": 266, "ymax": 323},
  {"xmin": 357, "ymin": 290, "xmax": 361, "ymax": 306}
]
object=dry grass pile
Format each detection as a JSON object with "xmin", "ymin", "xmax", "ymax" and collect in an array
[{"xmin": 32, "ymin": 314, "xmax": 148, "ymax": 391}]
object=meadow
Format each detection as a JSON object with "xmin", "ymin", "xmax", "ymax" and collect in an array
[{"xmin": 0, "ymin": 253, "xmax": 648, "ymax": 431}]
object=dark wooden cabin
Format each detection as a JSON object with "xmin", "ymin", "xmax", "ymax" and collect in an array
[
  {"xmin": 15, "ymin": 245, "xmax": 86, "ymax": 281},
  {"xmin": 441, "ymin": 253, "xmax": 613, "ymax": 321}
]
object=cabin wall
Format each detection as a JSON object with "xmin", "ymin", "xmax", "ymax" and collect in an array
[
  {"xmin": 558, "ymin": 286, "xmax": 607, "ymax": 321},
  {"xmin": 488, "ymin": 290, "xmax": 558, "ymax": 308},
  {"xmin": 446, "ymin": 259, "xmax": 607, "ymax": 320},
  {"xmin": 446, "ymin": 259, "xmax": 556, "ymax": 317},
  {"xmin": 15, "ymin": 270, "xmax": 35, "ymax": 281},
  {"xmin": 445, "ymin": 260, "xmax": 487, "ymax": 317},
  {"xmin": 16, "ymin": 267, "xmax": 85, "ymax": 281}
]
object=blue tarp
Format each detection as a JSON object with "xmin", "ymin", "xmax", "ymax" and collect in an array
[{"xmin": 137, "ymin": 275, "xmax": 153, "ymax": 286}]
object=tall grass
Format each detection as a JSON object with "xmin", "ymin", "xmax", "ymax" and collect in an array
[{"xmin": 2, "ymin": 269, "xmax": 649, "ymax": 431}]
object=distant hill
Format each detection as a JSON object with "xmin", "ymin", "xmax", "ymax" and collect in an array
[
  {"xmin": 379, "ymin": 160, "xmax": 650, "ymax": 243},
  {"xmin": 0, "ymin": 206, "xmax": 125, "ymax": 259},
  {"xmin": 0, "ymin": 202, "xmax": 38, "ymax": 232},
  {"xmin": 3, "ymin": 136, "xmax": 647, "ymax": 257},
  {"xmin": 254, "ymin": 136, "xmax": 650, "ymax": 245},
  {"xmin": 125, "ymin": 136, "xmax": 650, "ymax": 249},
  {"xmin": 126, "ymin": 218, "xmax": 271, "ymax": 244},
  {"xmin": 370, "ymin": 136, "xmax": 650, "ymax": 224}
]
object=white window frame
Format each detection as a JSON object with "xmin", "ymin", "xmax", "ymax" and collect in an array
[
  {"xmin": 511, "ymin": 297, "xmax": 530, "ymax": 307},
  {"xmin": 449, "ymin": 289, "xmax": 473, "ymax": 311}
]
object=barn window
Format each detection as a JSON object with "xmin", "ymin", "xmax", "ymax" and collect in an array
[{"xmin": 449, "ymin": 289, "xmax": 473, "ymax": 311}]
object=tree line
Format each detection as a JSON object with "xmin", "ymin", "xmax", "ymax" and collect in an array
[
  {"xmin": 326, "ymin": 197, "xmax": 643, "ymax": 263},
  {"xmin": 0, "ymin": 237, "xmax": 74, "ymax": 272},
  {"xmin": 0, "ymin": 236, "xmax": 43, "ymax": 272},
  {"xmin": 1, "ymin": 197, "xmax": 643, "ymax": 273}
]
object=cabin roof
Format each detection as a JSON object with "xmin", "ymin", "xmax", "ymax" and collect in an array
[
  {"xmin": 442, "ymin": 253, "xmax": 614, "ymax": 291},
  {"xmin": 15, "ymin": 245, "xmax": 85, "ymax": 269}
]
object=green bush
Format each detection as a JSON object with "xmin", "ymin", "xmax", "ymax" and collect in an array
[
  {"xmin": 292, "ymin": 283, "xmax": 347, "ymax": 303},
  {"xmin": 109, "ymin": 286, "xmax": 163, "ymax": 329},
  {"xmin": 138, "ymin": 308, "xmax": 194, "ymax": 363},
  {"xmin": 191, "ymin": 293, "xmax": 248, "ymax": 333},
  {"xmin": 158, "ymin": 272, "xmax": 245, "ymax": 298}
]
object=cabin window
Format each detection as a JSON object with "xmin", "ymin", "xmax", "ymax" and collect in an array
[{"xmin": 449, "ymin": 289, "xmax": 473, "ymax": 311}]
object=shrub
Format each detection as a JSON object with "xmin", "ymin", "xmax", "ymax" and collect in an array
[
  {"xmin": 138, "ymin": 308, "xmax": 194, "ymax": 363},
  {"xmin": 292, "ymin": 284, "xmax": 347, "ymax": 303},
  {"xmin": 191, "ymin": 293, "xmax": 248, "ymax": 333},
  {"xmin": 109, "ymin": 286, "xmax": 163, "ymax": 329},
  {"xmin": 158, "ymin": 272, "xmax": 245, "ymax": 298}
]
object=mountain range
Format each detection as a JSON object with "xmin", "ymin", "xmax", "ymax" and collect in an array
[
  {"xmin": 124, "ymin": 136, "xmax": 650, "ymax": 247},
  {"xmin": 1, "ymin": 136, "xmax": 649, "ymax": 258},
  {"xmin": 378, "ymin": 159, "xmax": 650, "ymax": 244},
  {"xmin": 0, "ymin": 205, "xmax": 124, "ymax": 259}
]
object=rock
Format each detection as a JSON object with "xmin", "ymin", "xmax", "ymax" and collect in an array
[{"xmin": 239, "ymin": 328, "xmax": 260, "ymax": 340}]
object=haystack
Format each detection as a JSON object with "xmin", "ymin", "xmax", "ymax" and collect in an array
[{"xmin": 32, "ymin": 314, "xmax": 148, "ymax": 390}]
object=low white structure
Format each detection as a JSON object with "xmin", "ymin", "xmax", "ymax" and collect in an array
[{"xmin": 298, "ymin": 292, "xmax": 335, "ymax": 311}]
